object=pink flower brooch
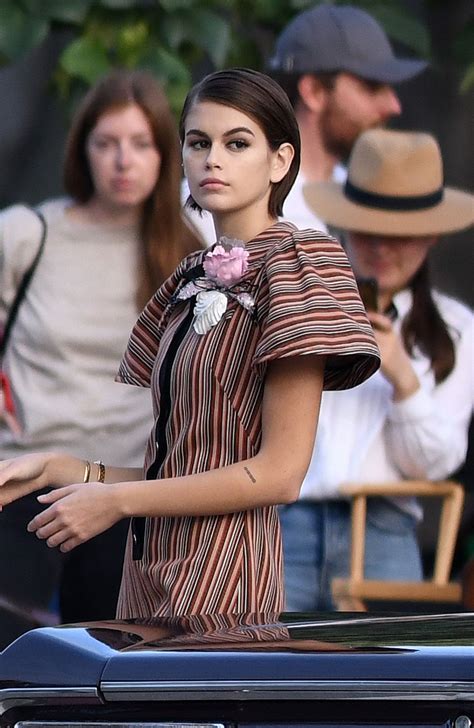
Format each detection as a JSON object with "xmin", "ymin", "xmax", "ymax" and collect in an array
[{"xmin": 177, "ymin": 237, "xmax": 255, "ymax": 335}]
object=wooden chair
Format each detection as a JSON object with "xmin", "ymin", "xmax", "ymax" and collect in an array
[{"xmin": 331, "ymin": 480, "xmax": 465, "ymax": 611}]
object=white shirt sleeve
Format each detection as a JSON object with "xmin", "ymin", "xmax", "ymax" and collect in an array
[{"xmin": 385, "ymin": 302, "xmax": 474, "ymax": 480}]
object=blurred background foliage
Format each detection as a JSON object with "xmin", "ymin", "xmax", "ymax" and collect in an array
[{"xmin": 0, "ymin": 0, "xmax": 472, "ymax": 117}]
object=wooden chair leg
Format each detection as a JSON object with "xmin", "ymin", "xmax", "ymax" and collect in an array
[
  {"xmin": 332, "ymin": 480, "xmax": 465, "ymax": 611},
  {"xmin": 338, "ymin": 595, "xmax": 367, "ymax": 611},
  {"xmin": 433, "ymin": 484, "xmax": 464, "ymax": 584}
]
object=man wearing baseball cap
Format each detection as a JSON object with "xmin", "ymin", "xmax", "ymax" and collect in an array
[{"xmin": 268, "ymin": 3, "xmax": 428, "ymax": 232}]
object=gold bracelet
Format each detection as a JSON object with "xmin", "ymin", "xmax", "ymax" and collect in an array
[
  {"xmin": 93, "ymin": 459, "xmax": 105, "ymax": 483},
  {"xmin": 82, "ymin": 460, "xmax": 91, "ymax": 483}
]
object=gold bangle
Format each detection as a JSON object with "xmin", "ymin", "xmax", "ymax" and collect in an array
[
  {"xmin": 93, "ymin": 459, "xmax": 105, "ymax": 483},
  {"xmin": 82, "ymin": 460, "xmax": 91, "ymax": 483}
]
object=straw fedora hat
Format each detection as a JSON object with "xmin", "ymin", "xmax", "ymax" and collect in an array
[{"xmin": 303, "ymin": 128, "xmax": 474, "ymax": 236}]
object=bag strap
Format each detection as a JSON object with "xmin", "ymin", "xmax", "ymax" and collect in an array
[{"xmin": 0, "ymin": 208, "xmax": 47, "ymax": 359}]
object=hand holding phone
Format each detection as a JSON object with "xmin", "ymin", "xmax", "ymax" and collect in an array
[{"xmin": 356, "ymin": 277, "xmax": 378, "ymax": 312}]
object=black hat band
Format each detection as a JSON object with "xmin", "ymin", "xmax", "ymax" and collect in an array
[{"xmin": 344, "ymin": 179, "xmax": 444, "ymax": 211}]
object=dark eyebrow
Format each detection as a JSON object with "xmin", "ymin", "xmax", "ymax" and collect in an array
[
  {"xmin": 223, "ymin": 127, "xmax": 255, "ymax": 138},
  {"xmin": 360, "ymin": 78, "xmax": 386, "ymax": 92},
  {"xmin": 90, "ymin": 131, "xmax": 153, "ymax": 140},
  {"xmin": 185, "ymin": 126, "xmax": 255, "ymax": 139},
  {"xmin": 185, "ymin": 129, "xmax": 208, "ymax": 139}
]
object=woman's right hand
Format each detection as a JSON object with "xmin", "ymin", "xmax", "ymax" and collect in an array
[
  {"xmin": 0, "ymin": 452, "xmax": 58, "ymax": 508},
  {"xmin": 367, "ymin": 310, "xmax": 420, "ymax": 402}
]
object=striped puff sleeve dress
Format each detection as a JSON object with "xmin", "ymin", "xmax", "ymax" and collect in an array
[{"xmin": 115, "ymin": 221, "xmax": 380, "ymax": 618}]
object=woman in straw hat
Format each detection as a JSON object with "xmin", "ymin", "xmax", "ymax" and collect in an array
[{"xmin": 280, "ymin": 127, "xmax": 474, "ymax": 611}]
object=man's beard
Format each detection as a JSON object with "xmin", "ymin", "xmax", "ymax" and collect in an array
[
  {"xmin": 319, "ymin": 103, "xmax": 361, "ymax": 161},
  {"xmin": 319, "ymin": 98, "xmax": 382, "ymax": 162}
]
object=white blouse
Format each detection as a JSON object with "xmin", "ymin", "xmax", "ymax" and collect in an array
[{"xmin": 301, "ymin": 287, "xmax": 474, "ymax": 518}]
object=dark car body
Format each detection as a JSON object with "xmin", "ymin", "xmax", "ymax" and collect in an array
[{"xmin": 0, "ymin": 611, "xmax": 473, "ymax": 728}]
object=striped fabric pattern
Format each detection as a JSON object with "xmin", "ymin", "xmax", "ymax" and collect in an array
[{"xmin": 116, "ymin": 221, "xmax": 379, "ymax": 618}]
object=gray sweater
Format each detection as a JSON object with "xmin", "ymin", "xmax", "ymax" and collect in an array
[{"xmin": 0, "ymin": 198, "xmax": 153, "ymax": 466}]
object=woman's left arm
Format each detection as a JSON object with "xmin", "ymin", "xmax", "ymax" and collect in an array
[
  {"xmin": 371, "ymin": 310, "xmax": 474, "ymax": 480},
  {"xmin": 30, "ymin": 354, "xmax": 325, "ymax": 551}
]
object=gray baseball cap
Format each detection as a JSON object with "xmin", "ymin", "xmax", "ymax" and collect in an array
[{"xmin": 268, "ymin": 3, "xmax": 427, "ymax": 84}]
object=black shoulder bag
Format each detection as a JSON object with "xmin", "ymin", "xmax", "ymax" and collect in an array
[{"xmin": 0, "ymin": 209, "xmax": 47, "ymax": 425}]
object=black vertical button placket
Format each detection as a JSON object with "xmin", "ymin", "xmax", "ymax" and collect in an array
[{"xmin": 131, "ymin": 297, "xmax": 197, "ymax": 561}]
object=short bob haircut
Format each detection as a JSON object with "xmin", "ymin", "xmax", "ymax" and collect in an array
[{"xmin": 179, "ymin": 68, "xmax": 301, "ymax": 219}]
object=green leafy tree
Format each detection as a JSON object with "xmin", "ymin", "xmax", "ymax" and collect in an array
[{"xmin": 0, "ymin": 0, "xmax": 471, "ymax": 115}]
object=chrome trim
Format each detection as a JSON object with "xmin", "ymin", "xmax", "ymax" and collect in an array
[
  {"xmin": 0, "ymin": 687, "xmax": 100, "ymax": 715},
  {"xmin": 101, "ymin": 679, "xmax": 474, "ymax": 702},
  {"xmin": 15, "ymin": 724, "xmax": 225, "ymax": 728},
  {"xmin": 283, "ymin": 612, "xmax": 474, "ymax": 630}
]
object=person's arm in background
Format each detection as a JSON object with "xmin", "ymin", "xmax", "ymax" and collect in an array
[{"xmin": 371, "ymin": 307, "xmax": 474, "ymax": 479}]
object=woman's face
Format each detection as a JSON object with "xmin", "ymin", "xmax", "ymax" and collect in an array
[
  {"xmin": 86, "ymin": 103, "xmax": 161, "ymax": 212},
  {"xmin": 182, "ymin": 100, "xmax": 292, "ymax": 231},
  {"xmin": 346, "ymin": 232, "xmax": 436, "ymax": 297}
]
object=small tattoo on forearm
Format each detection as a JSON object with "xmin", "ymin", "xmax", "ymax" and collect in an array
[{"xmin": 244, "ymin": 466, "xmax": 256, "ymax": 483}]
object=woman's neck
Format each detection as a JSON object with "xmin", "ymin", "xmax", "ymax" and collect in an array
[
  {"xmin": 68, "ymin": 198, "xmax": 141, "ymax": 227},
  {"xmin": 378, "ymin": 286, "xmax": 409, "ymax": 314},
  {"xmin": 213, "ymin": 209, "xmax": 277, "ymax": 245}
]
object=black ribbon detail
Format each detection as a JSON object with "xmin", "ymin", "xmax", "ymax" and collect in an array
[
  {"xmin": 131, "ymin": 298, "xmax": 196, "ymax": 561},
  {"xmin": 344, "ymin": 179, "xmax": 444, "ymax": 212},
  {"xmin": 182, "ymin": 263, "xmax": 205, "ymax": 281}
]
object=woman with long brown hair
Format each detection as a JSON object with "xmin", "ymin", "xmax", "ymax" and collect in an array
[{"xmin": 0, "ymin": 69, "xmax": 201, "ymax": 631}]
